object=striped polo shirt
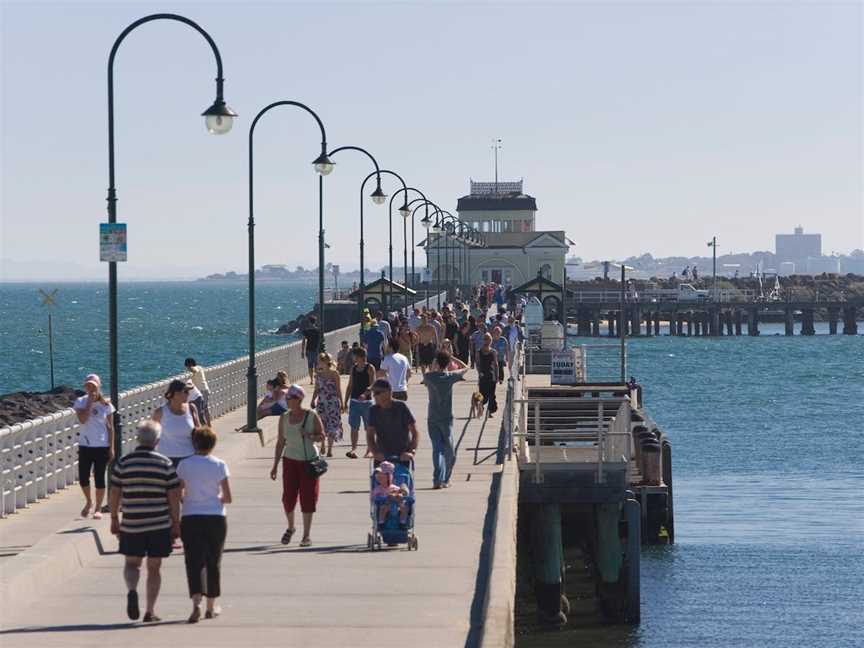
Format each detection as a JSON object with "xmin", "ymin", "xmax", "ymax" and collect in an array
[{"xmin": 110, "ymin": 447, "xmax": 180, "ymax": 534}]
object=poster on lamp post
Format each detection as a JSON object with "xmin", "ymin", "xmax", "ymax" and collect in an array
[{"xmin": 99, "ymin": 223, "xmax": 127, "ymax": 262}]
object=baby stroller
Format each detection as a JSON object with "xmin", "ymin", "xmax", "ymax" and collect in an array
[{"xmin": 367, "ymin": 456, "xmax": 418, "ymax": 551}]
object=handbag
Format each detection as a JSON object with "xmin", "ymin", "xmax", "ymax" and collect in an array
[{"xmin": 300, "ymin": 411, "xmax": 328, "ymax": 479}]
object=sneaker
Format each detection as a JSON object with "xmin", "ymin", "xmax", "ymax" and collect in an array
[{"xmin": 126, "ymin": 590, "xmax": 140, "ymax": 620}]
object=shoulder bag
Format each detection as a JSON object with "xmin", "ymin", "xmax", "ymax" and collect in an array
[{"xmin": 300, "ymin": 411, "xmax": 328, "ymax": 479}]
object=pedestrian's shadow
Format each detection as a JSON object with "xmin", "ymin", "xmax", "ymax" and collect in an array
[
  {"xmin": 57, "ymin": 527, "xmax": 118, "ymax": 556},
  {"xmin": 248, "ymin": 543, "xmax": 367, "ymax": 555},
  {"xmin": 0, "ymin": 620, "xmax": 185, "ymax": 635}
]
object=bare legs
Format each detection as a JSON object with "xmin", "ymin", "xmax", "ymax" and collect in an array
[
  {"xmin": 286, "ymin": 510, "xmax": 314, "ymax": 544},
  {"xmin": 80, "ymin": 484, "xmax": 92, "ymax": 516},
  {"xmin": 124, "ymin": 556, "xmax": 162, "ymax": 617}
]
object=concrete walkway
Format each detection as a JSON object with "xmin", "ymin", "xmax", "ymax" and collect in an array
[{"xmin": 0, "ymin": 369, "xmax": 507, "ymax": 647}]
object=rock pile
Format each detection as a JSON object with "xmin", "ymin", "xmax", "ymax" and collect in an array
[{"xmin": 0, "ymin": 386, "xmax": 84, "ymax": 428}]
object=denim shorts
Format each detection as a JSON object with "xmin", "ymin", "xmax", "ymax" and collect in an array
[
  {"xmin": 306, "ymin": 351, "xmax": 318, "ymax": 369},
  {"xmin": 348, "ymin": 399, "xmax": 372, "ymax": 430}
]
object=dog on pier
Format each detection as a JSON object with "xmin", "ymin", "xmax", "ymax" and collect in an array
[{"xmin": 470, "ymin": 391, "xmax": 485, "ymax": 419}]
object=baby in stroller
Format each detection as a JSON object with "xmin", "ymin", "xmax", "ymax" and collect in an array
[{"xmin": 372, "ymin": 461, "xmax": 410, "ymax": 527}]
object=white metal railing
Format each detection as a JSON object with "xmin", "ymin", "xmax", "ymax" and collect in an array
[
  {"xmin": 568, "ymin": 288, "xmax": 757, "ymax": 304},
  {"xmin": 0, "ymin": 323, "xmax": 359, "ymax": 517},
  {"xmin": 511, "ymin": 397, "xmax": 632, "ymax": 484}
]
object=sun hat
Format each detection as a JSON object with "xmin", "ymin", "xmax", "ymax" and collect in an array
[
  {"xmin": 379, "ymin": 461, "xmax": 395, "ymax": 475},
  {"xmin": 84, "ymin": 373, "xmax": 101, "ymax": 389},
  {"xmin": 287, "ymin": 384, "xmax": 306, "ymax": 400}
]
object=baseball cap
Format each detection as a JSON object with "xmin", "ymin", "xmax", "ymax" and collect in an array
[{"xmin": 84, "ymin": 373, "xmax": 101, "ymax": 389}]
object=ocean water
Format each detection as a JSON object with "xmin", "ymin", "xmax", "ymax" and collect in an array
[
  {"xmin": 2, "ymin": 282, "xmax": 863, "ymax": 646},
  {"xmin": 524, "ymin": 331, "xmax": 864, "ymax": 648},
  {"xmin": 0, "ymin": 281, "xmax": 317, "ymax": 395}
]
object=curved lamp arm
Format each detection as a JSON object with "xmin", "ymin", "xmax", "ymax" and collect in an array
[{"xmin": 329, "ymin": 145, "xmax": 383, "ymax": 196}]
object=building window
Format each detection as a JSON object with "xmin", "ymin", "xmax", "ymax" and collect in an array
[
  {"xmin": 541, "ymin": 263, "xmax": 552, "ymax": 280},
  {"xmin": 481, "ymin": 270, "xmax": 489, "ymax": 281}
]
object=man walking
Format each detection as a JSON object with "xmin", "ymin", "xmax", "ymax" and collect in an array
[
  {"xmin": 301, "ymin": 315, "xmax": 321, "ymax": 385},
  {"xmin": 381, "ymin": 337, "xmax": 411, "ymax": 401},
  {"xmin": 364, "ymin": 319, "xmax": 386, "ymax": 371},
  {"xmin": 110, "ymin": 420, "xmax": 181, "ymax": 622},
  {"xmin": 416, "ymin": 313, "xmax": 439, "ymax": 373},
  {"xmin": 422, "ymin": 350, "xmax": 468, "ymax": 489},
  {"xmin": 366, "ymin": 379, "xmax": 418, "ymax": 464}
]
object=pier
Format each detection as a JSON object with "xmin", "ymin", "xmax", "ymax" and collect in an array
[{"xmin": 564, "ymin": 289, "xmax": 862, "ymax": 337}]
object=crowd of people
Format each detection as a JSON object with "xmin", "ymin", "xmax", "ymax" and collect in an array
[{"xmin": 76, "ymin": 282, "xmax": 527, "ymax": 624}]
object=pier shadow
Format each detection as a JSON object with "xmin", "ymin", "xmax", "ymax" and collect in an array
[
  {"xmin": 57, "ymin": 527, "xmax": 117, "ymax": 556},
  {"xmin": 247, "ymin": 543, "xmax": 367, "ymax": 555},
  {"xmin": 0, "ymin": 619, "xmax": 185, "ymax": 635}
]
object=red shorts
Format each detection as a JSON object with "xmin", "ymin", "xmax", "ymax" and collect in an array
[{"xmin": 282, "ymin": 457, "xmax": 320, "ymax": 514}]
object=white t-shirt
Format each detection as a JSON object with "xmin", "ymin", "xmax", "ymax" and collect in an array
[
  {"xmin": 186, "ymin": 385, "xmax": 203, "ymax": 402},
  {"xmin": 177, "ymin": 454, "xmax": 230, "ymax": 517},
  {"xmin": 381, "ymin": 353, "xmax": 410, "ymax": 392},
  {"xmin": 73, "ymin": 396, "xmax": 114, "ymax": 447}
]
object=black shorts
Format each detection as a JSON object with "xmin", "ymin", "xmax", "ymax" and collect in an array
[
  {"xmin": 369, "ymin": 357, "xmax": 382, "ymax": 371},
  {"xmin": 119, "ymin": 528, "xmax": 173, "ymax": 558},
  {"xmin": 392, "ymin": 391, "xmax": 408, "ymax": 401},
  {"xmin": 419, "ymin": 343, "xmax": 436, "ymax": 366}
]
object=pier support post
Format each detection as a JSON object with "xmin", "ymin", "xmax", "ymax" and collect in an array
[
  {"xmin": 631, "ymin": 307, "xmax": 641, "ymax": 336},
  {"xmin": 734, "ymin": 309, "xmax": 743, "ymax": 336},
  {"xmin": 711, "ymin": 308, "xmax": 721, "ymax": 336},
  {"xmin": 801, "ymin": 309, "xmax": 816, "ymax": 336},
  {"xmin": 784, "ymin": 307, "xmax": 794, "ymax": 336},
  {"xmin": 677, "ymin": 313, "xmax": 685, "ymax": 336},
  {"xmin": 725, "ymin": 311, "xmax": 734, "ymax": 336},
  {"xmin": 828, "ymin": 307, "xmax": 839, "ymax": 335},
  {"xmin": 644, "ymin": 311, "xmax": 652, "ymax": 336},
  {"xmin": 747, "ymin": 307, "xmax": 760, "ymax": 336},
  {"xmin": 532, "ymin": 503, "xmax": 565, "ymax": 624},
  {"xmin": 654, "ymin": 313, "xmax": 661, "ymax": 336},
  {"xmin": 686, "ymin": 313, "xmax": 693, "ymax": 337},
  {"xmin": 596, "ymin": 503, "xmax": 623, "ymax": 584},
  {"xmin": 842, "ymin": 306, "xmax": 858, "ymax": 335},
  {"xmin": 592, "ymin": 312, "xmax": 600, "ymax": 337},
  {"xmin": 608, "ymin": 312, "xmax": 616, "ymax": 337}
]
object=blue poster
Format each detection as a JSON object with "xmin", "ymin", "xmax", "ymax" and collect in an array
[{"xmin": 99, "ymin": 223, "xmax": 127, "ymax": 262}]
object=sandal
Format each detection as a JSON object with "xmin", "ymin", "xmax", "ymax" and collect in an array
[
  {"xmin": 299, "ymin": 537, "xmax": 311, "ymax": 547},
  {"xmin": 345, "ymin": 450, "xmax": 358, "ymax": 459},
  {"xmin": 93, "ymin": 511, "xmax": 103, "ymax": 520},
  {"xmin": 142, "ymin": 612, "xmax": 161, "ymax": 623},
  {"xmin": 205, "ymin": 607, "xmax": 221, "ymax": 619},
  {"xmin": 281, "ymin": 528, "xmax": 296, "ymax": 545},
  {"xmin": 187, "ymin": 606, "xmax": 202, "ymax": 624}
]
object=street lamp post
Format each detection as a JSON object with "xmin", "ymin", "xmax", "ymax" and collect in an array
[
  {"xmin": 325, "ymin": 149, "xmax": 386, "ymax": 327},
  {"xmin": 388, "ymin": 187, "xmax": 427, "ymax": 315},
  {"xmin": 358, "ymin": 169, "xmax": 407, "ymax": 319},
  {"xmin": 106, "ymin": 13, "xmax": 236, "ymax": 456},
  {"xmin": 246, "ymin": 100, "xmax": 333, "ymax": 434},
  {"xmin": 707, "ymin": 236, "xmax": 718, "ymax": 301}
]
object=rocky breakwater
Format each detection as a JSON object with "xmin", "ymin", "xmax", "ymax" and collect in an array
[{"xmin": 1, "ymin": 386, "xmax": 83, "ymax": 428}]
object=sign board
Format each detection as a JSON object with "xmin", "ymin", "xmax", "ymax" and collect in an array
[
  {"xmin": 550, "ymin": 348, "xmax": 585, "ymax": 385},
  {"xmin": 100, "ymin": 223, "xmax": 127, "ymax": 262}
]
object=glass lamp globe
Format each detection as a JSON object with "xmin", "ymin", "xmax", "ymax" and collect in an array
[
  {"xmin": 205, "ymin": 113, "xmax": 234, "ymax": 135},
  {"xmin": 371, "ymin": 187, "xmax": 387, "ymax": 205},
  {"xmin": 399, "ymin": 204, "xmax": 411, "ymax": 220},
  {"xmin": 312, "ymin": 154, "xmax": 335, "ymax": 176}
]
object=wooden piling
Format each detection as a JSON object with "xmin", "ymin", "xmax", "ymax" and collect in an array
[
  {"xmin": 828, "ymin": 307, "xmax": 839, "ymax": 335},
  {"xmin": 654, "ymin": 313, "xmax": 661, "ymax": 336},
  {"xmin": 801, "ymin": 309, "xmax": 816, "ymax": 336},
  {"xmin": 734, "ymin": 309, "xmax": 743, "ymax": 335},
  {"xmin": 784, "ymin": 307, "xmax": 794, "ymax": 336}
]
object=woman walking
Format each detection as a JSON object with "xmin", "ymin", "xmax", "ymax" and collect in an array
[
  {"xmin": 177, "ymin": 427, "xmax": 232, "ymax": 623},
  {"xmin": 310, "ymin": 353, "xmax": 343, "ymax": 457},
  {"xmin": 476, "ymin": 333, "xmax": 499, "ymax": 418},
  {"xmin": 270, "ymin": 385, "xmax": 325, "ymax": 547},
  {"xmin": 454, "ymin": 321, "xmax": 471, "ymax": 365},
  {"xmin": 185, "ymin": 358, "xmax": 212, "ymax": 425},
  {"xmin": 73, "ymin": 373, "xmax": 115, "ymax": 518},
  {"xmin": 152, "ymin": 379, "xmax": 200, "ymax": 467}
]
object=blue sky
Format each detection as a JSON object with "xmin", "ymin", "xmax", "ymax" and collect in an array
[{"xmin": 1, "ymin": 0, "xmax": 861, "ymax": 279}]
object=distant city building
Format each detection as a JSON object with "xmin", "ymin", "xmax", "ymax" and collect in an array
[
  {"xmin": 805, "ymin": 256, "xmax": 841, "ymax": 275},
  {"xmin": 425, "ymin": 179, "xmax": 571, "ymax": 287},
  {"xmin": 775, "ymin": 226, "xmax": 821, "ymax": 264},
  {"xmin": 778, "ymin": 262, "xmax": 795, "ymax": 276}
]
